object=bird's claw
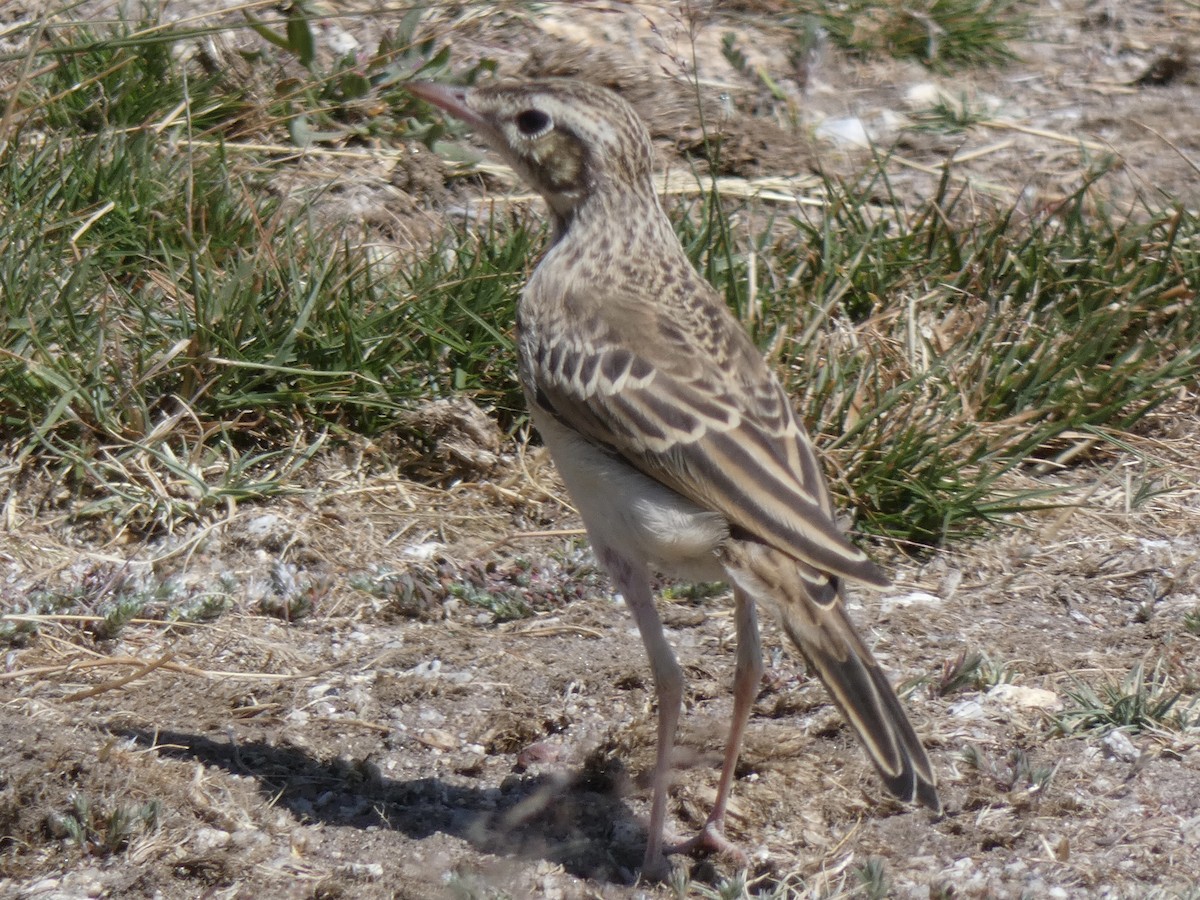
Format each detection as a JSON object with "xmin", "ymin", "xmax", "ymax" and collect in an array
[{"xmin": 669, "ymin": 821, "xmax": 750, "ymax": 867}]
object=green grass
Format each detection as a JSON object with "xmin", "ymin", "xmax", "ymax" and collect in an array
[
  {"xmin": 46, "ymin": 793, "xmax": 160, "ymax": 855},
  {"xmin": 1056, "ymin": 660, "xmax": 1197, "ymax": 735},
  {"xmin": 0, "ymin": 14, "xmax": 528, "ymax": 532},
  {"xmin": 932, "ymin": 650, "xmax": 1017, "ymax": 697},
  {"xmin": 0, "ymin": 121, "xmax": 530, "ymax": 529},
  {"xmin": 3, "ymin": 9, "xmax": 1200, "ymax": 553},
  {"xmin": 1184, "ymin": 605, "xmax": 1200, "ymax": 636},
  {"xmin": 680, "ymin": 167, "xmax": 1200, "ymax": 542},
  {"xmin": 906, "ymin": 91, "xmax": 990, "ymax": 134},
  {"xmin": 854, "ymin": 857, "xmax": 890, "ymax": 900},
  {"xmin": 800, "ymin": 0, "xmax": 1028, "ymax": 70}
]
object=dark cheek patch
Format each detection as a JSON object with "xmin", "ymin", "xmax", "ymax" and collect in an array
[{"xmin": 540, "ymin": 134, "xmax": 585, "ymax": 192}]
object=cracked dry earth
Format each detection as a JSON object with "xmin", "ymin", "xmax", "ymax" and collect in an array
[{"xmin": 4, "ymin": 1, "xmax": 1200, "ymax": 898}]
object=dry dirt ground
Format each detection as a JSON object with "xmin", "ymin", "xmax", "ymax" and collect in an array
[{"xmin": 4, "ymin": 2, "xmax": 1200, "ymax": 898}]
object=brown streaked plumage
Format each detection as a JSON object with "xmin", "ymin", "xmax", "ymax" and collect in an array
[{"xmin": 407, "ymin": 78, "xmax": 940, "ymax": 879}]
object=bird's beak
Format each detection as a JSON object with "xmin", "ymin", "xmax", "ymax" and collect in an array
[{"xmin": 406, "ymin": 82, "xmax": 487, "ymax": 131}]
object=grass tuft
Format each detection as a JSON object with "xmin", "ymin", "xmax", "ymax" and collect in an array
[
  {"xmin": 935, "ymin": 650, "xmax": 1017, "ymax": 696},
  {"xmin": 1184, "ymin": 606, "xmax": 1200, "ymax": 636},
  {"xmin": 682, "ymin": 163, "xmax": 1200, "ymax": 544},
  {"xmin": 1056, "ymin": 660, "xmax": 1197, "ymax": 735},
  {"xmin": 855, "ymin": 856, "xmax": 890, "ymax": 900},
  {"xmin": 805, "ymin": 0, "xmax": 1027, "ymax": 70},
  {"xmin": 2, "ymin": 34, "xmax": 529, "ymax": 534},
  {"xmin": 46, "ymin": 793, "xmax": 159, "ymax": 855},
  {"xmin": 906, "ymin": 91, "xmax": 990, "ymax": 134}
]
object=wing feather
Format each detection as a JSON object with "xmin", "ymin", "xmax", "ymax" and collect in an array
[{"xmin": 525, "ymin": 284, "xmax": 888, "ymax": 588}]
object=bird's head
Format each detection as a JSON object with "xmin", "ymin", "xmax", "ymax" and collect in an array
[{"xmin": 407, "ymin": 79, "xmax": 656, "ymax": 227}]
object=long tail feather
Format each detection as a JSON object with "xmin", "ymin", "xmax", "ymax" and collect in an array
[{"xmin": 723, "ymin": 542, "xmax": 941, "ymax": 813}]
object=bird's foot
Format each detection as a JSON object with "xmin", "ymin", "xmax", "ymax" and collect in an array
[
  {"xmin": 638, "ymin": 849, "xmax": 673, "ymax": 884},
  {"xmin": 638, "ymin": 820, "xmax": 747, "ymax": 881},
  {"xmin": 669, "ymin": 821, "xmax": 749, "ymax": 867}
]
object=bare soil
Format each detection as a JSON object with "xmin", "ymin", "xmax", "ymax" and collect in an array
[{"xmin": 3, "ymin": 2, "xmax": 1200, "ymax": 898}]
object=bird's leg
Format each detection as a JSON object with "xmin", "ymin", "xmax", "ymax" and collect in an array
[
  {"xmin": 673, "ymin": 587, "xmax": 762, "ymax": 863},
  {"xmin": 601, "ymin": 548, "xmax": 683, "ymax": 882}
]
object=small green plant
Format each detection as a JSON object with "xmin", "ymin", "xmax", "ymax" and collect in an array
[
  {"xmin": 936, "ymin": 650, "xmax": 1016, "ymax": 695},
  {"xmin": 1007, "ymin": 748, "xmax": 1056, "ymax": 794},
  {"xmin": 1184, "ymin": 605, "xmax": 1200, "ymax": 636},
  {"xmin": 258, "ymin": 565, "xmax": 325, "ymax": 621},
  {"xmin": 959, "ymin": 743, "xmax": 984, "ymax": 771},
  {"xmin": 1057, "ymin": 660, "xmax": 1193, "ymax": 734},
  {"xmin": 907, "ymin": 92, "xmax": 988, "ymax": 134},
  {"xmin": 936, "ymin": 650, "xmax": 985, "ymax": 695},
  {"xmin": 0, "ymin": 614, "xmax": 40, "ymax": 648},
  {"xmin": 671, "ymin": 867, "xmax": 775, "ymax": 900},
  {"xmin": 810, "ymin": 0, "xmax": 1027, "ymax": 70},
  {"xmin": 855, "ymin": 856, "xmax": 889, "ymax": 900},
  {"xmin": 247, "ymin": 0, "xmax": 495, "ymax": 147},
  {"xmin": 46, "ymin": 793, "xmax": 159, "ymax": 855},
  {"xmin": 172, "ymin": 591, "xmax": 233, "ymax": 623},
  {"xmin": 93, "ymin": 594, "xmax": 148, "ymax": 641},
  {"xmin": 720, "ymin": 32, "xmax": 788, "ymax": 101},
  {"xmin": 960, "ymin": 745, "xmax": 1055, "ymax": 794},
  {"xmin": 351, "ymin": 566, "xmax": 444, "ymax": 620},
  {"xmin": 0, "ymin": 592, "xmax": 78, "ymax": 647},
  {"xmin": 713, "ymin": 871, "xmax": 749, "ymax": 900},
  {"xmin": 450, "ymin": 582, "xmax": 532, "ymax": 623},
  {"xmin": 661, "ymin": 582, "xmax": 728, "ymax": 602}
]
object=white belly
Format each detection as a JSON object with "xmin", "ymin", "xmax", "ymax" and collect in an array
[{"xmin": 534, "ymin": 410, "xmax": 728, "ymax": 582}]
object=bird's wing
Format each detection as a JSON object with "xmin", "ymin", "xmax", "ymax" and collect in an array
[{"xmin": 525, "ymin": 281, "xmax": 889, "ymax": 590}]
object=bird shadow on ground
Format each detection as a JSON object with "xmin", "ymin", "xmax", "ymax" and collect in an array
[{"xmin": 115, "ymin": 727, "xmax": 647, "ymax": 884}]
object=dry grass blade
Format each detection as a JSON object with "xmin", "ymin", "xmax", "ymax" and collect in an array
[
  {"xmin": 0, "ymin": 653, "xmax": 345, "ymax": 684},
  {"xmin": 63, "ymin": 651, "xmax": 177, "ymax": 701}
]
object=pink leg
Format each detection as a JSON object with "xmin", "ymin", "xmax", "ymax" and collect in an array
[
  {"xmin": 602, "ymin": 549, "xmax": 683, "ymax": 881},
  {"xmin": 674, "ymin": 587, "xmax": 763, "ymax": 863}
]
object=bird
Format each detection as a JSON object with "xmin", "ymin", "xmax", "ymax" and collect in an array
[{"xmin": 406, "ymin": 78, "xmax": 940, "ymax": 880}]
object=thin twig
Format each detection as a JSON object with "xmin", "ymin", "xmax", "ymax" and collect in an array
[
  {"xmin": 981, "ymin": 119, "xmax": 1111, "ymax": 153},
  {"xmin": 0, "ymin": 654, "xmax": 342, "ymax": 683},
  {"xmin": 64, "ymin": 651, "xmax": 176, "ymax": 701}
]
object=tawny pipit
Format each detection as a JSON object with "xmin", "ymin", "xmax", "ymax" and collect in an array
[{"xmin": 408, "ymin": 79, "xmax": 940, "ymax": 879}]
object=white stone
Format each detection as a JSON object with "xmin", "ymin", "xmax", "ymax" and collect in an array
[
  {"xmin": 192, "ymin": 827, "xmax": 231, "ymax": 852},
  {"xmin": 949, "ymin": 698, "xmax": 986, "ymax": 719},
  {"xmin": 986, "ymin": 683, "xmax": 1062, "ymax": 711},
  {"xmin": 402, "ymin": 541, "xmax": 445, "ymax": 560},
  {"xmin": 815, "ymin": 116, "xmax": 870, "ymax": 148},
  {"xmin": 880, "ymin": 590, "xmax": 943, "ymax": 614},
  {"xmin": 1101, "ymin": 729, "xmax": 1140, "ymax": 762}
]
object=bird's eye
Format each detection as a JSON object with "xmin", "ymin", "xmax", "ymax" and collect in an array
[{"xmin": 515, "ymin": 109, "xmax": 551, "ymax": 136}]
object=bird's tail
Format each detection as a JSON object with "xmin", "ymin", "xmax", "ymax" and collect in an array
[{"xmin": 722, "ymin": 541, "xmax": 941, "ymax": 813}]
